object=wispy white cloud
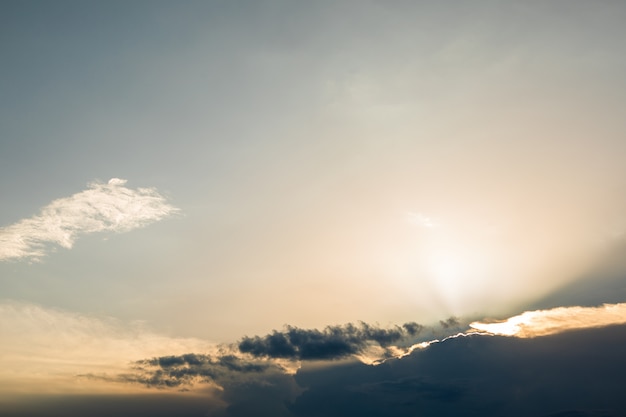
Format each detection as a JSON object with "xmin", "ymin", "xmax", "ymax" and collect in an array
[
  {"xmin": 469, "ymin": 303, "xmax": 626, "ymax": 337},
  {"xmin": 0, "ymin": 178, "xmax": 178, "ymax": 261},
  {"xmin": 407, "ymin": 212, "xmax": 439, "ymax": 229}
]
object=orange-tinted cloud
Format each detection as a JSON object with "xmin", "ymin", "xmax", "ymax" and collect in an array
[{"xmin": 470, "ymin": 303, "xmax": 626, "ymax": 337}]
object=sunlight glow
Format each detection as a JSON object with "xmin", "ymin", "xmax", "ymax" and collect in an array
[{"xmin": 424, "ymin": 239, "xmax": 494, "ymax": 311}]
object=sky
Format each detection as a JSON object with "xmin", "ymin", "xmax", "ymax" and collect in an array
[{"xmin": 1, "ymin": 1, "xmax": 626, "ymax": 416}]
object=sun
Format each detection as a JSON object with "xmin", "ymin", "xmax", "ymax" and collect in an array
[
  {"xmin": 429, "ymin": 253, "xmax": 464, "ymax": 284},
  {"xmin": 421, "ymin": 234, "xmax": 496, "ymax": 312}
]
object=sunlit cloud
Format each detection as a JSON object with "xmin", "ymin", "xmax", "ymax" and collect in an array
[
  {"xmin": 0, "ymin": 178, "xmax": 178, "ymax": 261},
  {"xmin": 469, "ymin": 303, "xmax": 626, "ymax": 337}
]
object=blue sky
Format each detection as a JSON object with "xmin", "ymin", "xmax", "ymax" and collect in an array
[{"xmin": 2, "ymin": 1, "xmax": 626, "ymax": 415}]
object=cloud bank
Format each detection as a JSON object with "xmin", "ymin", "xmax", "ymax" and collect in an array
[
  {"xmin": 112, "ymin": 303, "xmax": 626, "ymax": 395},
  {"xmin": 0, "ymin": 178, "xmax": 178, "ymax": 261},
  {"xmin": 27, "ymin": 310, "xmax": 626, "ymax": 417},
  {"xmin": 4, "ymin": 303, "xmax": 626, "ymax": 416},
  {"xmin": 6, "ymin": 302, "xmax": 622, "ymax": 398}
]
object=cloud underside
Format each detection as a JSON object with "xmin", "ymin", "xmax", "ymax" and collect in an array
[{"xmin": 0, "ymin": 178, "xmax": 178, "ymax": 261}]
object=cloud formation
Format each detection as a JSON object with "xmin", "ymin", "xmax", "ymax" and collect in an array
[
  {"xmin": 114, "ymin": 304, "xmax": 626, "ymax": 393},
  {"xmin": 0, "ymin": 301, "xmax": 213, "ymax": 396},
  {"xmin": 469, "ymin": 303, "xmax": 626, "ymax": 337},
  {"xmin": 104, "ymin": 319, "xmax": 626, "ymax": 417},
  {"xmin": 238, "ymin": 321, "xmax": 424, "ymax": 361},
  {"xmin": 6, "ymin": 304, "xmax": 626, "ymax": 416},
  {"xmin": 287, "ymin": 323, "xmax": 626, "ymax": 417},
  {"xmin": 0, "ymin": 178, "xmax": 178, "ymax": 261},
  {"xmin": 108, "ymin": 353, "xmax": 283, "ymax": 389}
]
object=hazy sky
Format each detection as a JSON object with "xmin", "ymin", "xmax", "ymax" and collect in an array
[{"xmin": 2, "ymin": 1, "xmax": 626, "ymax": 416}]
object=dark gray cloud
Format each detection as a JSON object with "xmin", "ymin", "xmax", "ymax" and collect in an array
[
  {"xmin": 96, "ymin": 353, "xmax": 279, "ymax": 389},
  {"xmin": 287, "ymin": 323, "xmax": 626, "ymax": 417},
  {"xmin": 238, "ymin": 321, "xmax": 423, "ymax": 360},
  {"xmin": 438, "ymin": 316, "xmax": 460, "ymax": 329},
  {"xmin": 110, "ymin": 353, "xmax": 300, "ymax": 417}
]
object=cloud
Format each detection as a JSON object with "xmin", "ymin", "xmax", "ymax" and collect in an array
[
  {"xmin": 0, "ymin": 302, "xmax": 429, "ymax": 399},
  {"xmin": 287, "ymin": 323, "xmax": 626, "ymax": 417},
  {"xmin": 109, "ymin": 353, "xmax": 280, "ymax": 389},
  {"xmin": 91, "ymin": 352, "xmax": 302, "ymax": 417},
  {"xmin": 91, "ymin": 304, "xmax": 626, "ymax": 395},
  {"xmin": 0, "ymin": 178, "xmax": 178, "ymax": 261},
  {"xmin": 8, "ymin": 302, "xmax": 624, "ymax": 399},
  {"xmin": 90, "ymin": 321, "xmax": 429, "ymax": 398},
  {"xmin": 238, "ymin": 321, "xmax": 424, "ymax": 361},
  {"xmin": 7, "ymin": 322, "xmax": 626, "ymax": 417},
  {"xmin": 0, "ymin": 301, "xmax": 214, "ymax": 396},
  {"xmin": 469, "ymin": 303, "xmax": 626, "ymax": 337},
  {"xmin": 438, "ymin": 316, "xmax": 460, "ymax": 329},
  {"xmin": 407, "ymin": 212, "xmax": 439, "ymax": 228},
  {"xmin": 114, "ymin": 319, "xmax": 626, "ymax": 417},
  {"xmin": 6, "ymin": 305, "xmax": 626, "ymax": 416}
]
